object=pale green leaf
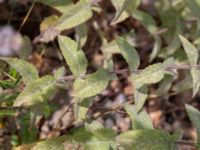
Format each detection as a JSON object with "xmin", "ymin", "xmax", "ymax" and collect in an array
[
  {"xmin": 131, "ymin": 10, "xmax": 157, "ymax": 35},
  {"xmin": 150, "ymin": 35, "xmax": 161, "ymax": 62},
  {"xmin": 75, "ymin": 23, "xmax": 88, "ymax": 48},
  {"xmin": 71, "ymin": 127, "xmax": 117, "ymax": 150},
  {"xmin": 116, "ymin": 129, "xmax": 179, "ymax": 150},
  {"xmin": 73, "ymin": 68, "xmax": 112, "ymax": 99},
  {"xmin": 130, "ymin": 63, "xmax": 165, "ymax": 89},
  {"xmin": 111, "ymin": 0, "xmax": 141, "ymax": 24},
  {"xmin": 13, "ymin": 76, "xmax": 56, "ymax": 107},
  {"xmin": 179, "ymin": 35, "xmax": 198, "ymax": 65},
  {"xmin": 0, "ymin": 57, "xmax": 39, "ymax": 84},
  {"xmin": 40, "ymin": 15, "xmax": 59, "ymax": 32},
  {"xmin": 54, "ymin": 1, "xmax": 93, "ymax": 31},
  {"xmin": 58, "ymin": 35, "xmax": 88, "ymax": 77},
  {"xmin": 124, "ymin": 104, "xmax": 153, "ymax": 130},
  {"xmin": 38, "ymin": 0, "xmax": 73, "ymax": 13},
  {"xmin": 116, "ymin": 37, "xmax": 140, "ymax": 71},
  {"xmin": 134, "ymin": 85, "xmax": 148, "ymax": 112},
  {"xmin": 185, "ymin": 104, "xmax": 200, "ymax": 131},
  {"xmin": 54, "ymin": 67, "xmax": 66, "ymax": 80},
  {"xmin": 191, "ymin": 68, "xmax": 200, "ymax": 97},
  {"xmin": 85, "ymin": 121, "xmax": 104, "ymax": 132}
]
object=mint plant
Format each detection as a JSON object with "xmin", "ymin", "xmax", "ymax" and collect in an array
[{"xmin": 1, "ymin": 0, "xmax": 200, "ymax": 150}]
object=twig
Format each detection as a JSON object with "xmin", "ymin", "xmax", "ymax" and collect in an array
[
  {"xmin": 18, "ymin": 0, "xmax": 36, "ymax": 32},
  {"xmin": 175, "ymin": 140, "xmax": 197, "ymax": 147}
]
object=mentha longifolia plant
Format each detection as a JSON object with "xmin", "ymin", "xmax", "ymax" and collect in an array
[{"xmin": 1, "ymin": 0, "xmax": 200, "ymax": 150}]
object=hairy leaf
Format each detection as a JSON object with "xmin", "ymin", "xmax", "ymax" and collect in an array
[
  {"xmin": 116, "ymin": 129, "xmax": 179, "ymax": 150},
  {"xmin": 71, "ymin": 127, "xmax": 117, "ymax": 150},
  {"xmin": 130, "ymin": 63, "xmax": 165, "ymax": 89},
  {"xmin": 13, "ymin": 76, "xmax": 55, "ymax": 107},
  {"xmin": 185, "ymin": 104, "xmax": 200, "ymax": 131},
  {"xmin": 0, "ymin": 57, "xmax": 39, "ymax": 84},
  {"xmin": 58, "ymin": 35, "xmax": 88, "ymax": 77},
  {"xmin": 75, "ymin": 23, "xmax": 88, "ymax": 48},
  {"xmin": 134, "ymin": 85, "xmax": 148, "ymax": 112},
  {"xmin": 191, "ymin": 68, "xmax": 200, "ymax": 97},
  {"xmin": 54, "ymin": 1, "xmax": 93, "ymax": 31},
  {"xmin": 116, "ymin": 37, "xmax": 140, "ymax": 71},
  {"xmin": 132, "ymin": 10, "xmax": 157, "ymax": 35},
  {"xmin": 124, "ymin": 104, "xmax": 153, "ymax": 130},
  {"xmin": 73, "ymin": 68, "xmax": 112, "ymax": 99},
  {"xmin": 179, "ymin": 35, "xmax": 198, "ymax": 65}
]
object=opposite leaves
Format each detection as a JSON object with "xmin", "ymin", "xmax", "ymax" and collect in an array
[{"xmin": 58, "ymin": 35, "xmax": 88, "ymax": 77}]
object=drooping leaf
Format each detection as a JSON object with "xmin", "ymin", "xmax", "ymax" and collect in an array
[
  {"xmin": 58, "ymin": 35, "xmax": 88, "ymax": 77},
  {"xmin": 130, "ymin": 63, "xmax": 165, "ymax": 89},
  {"xmin": 74, "ymin": 98, "xmax": 90, "ymax": 121},
  {"xmin": 53, "ymin": 1, "xmax": 93, "ymax": 31},
  {"xmin": 134, "ymin": 85, "xmax": 148, "ymax": 113},
  {"xmin": 13, "ymin": 75, "xmax": 56, "ymax": 107},
  {"xmin": 150, "ymin": 35, "xmax": 161, "ymax": 62},
  {"xmin": 73, "ymin": 68, "xmax": 112, "ymax": 99},
  {"xmin": 0, "ymin": 57, "xmax": 39, "ymax": 85},
  {"xmin": 191, "ymin": 68, "xmax": 200, "ymax": 97},
  {"xmin": 179, "ymin": 35, "xmax": 200, "ymax": 96},
  {"xmin": 124, "ymin": 104, "xmax": 153, "ymax": 130},
  {"xmin": 185, "ymin": 104, "xmax": 200, "ymax": 131},
  {"xmin": 116, "ymin": 37, "xmax": 140, "ymax": 71},
  {"xmin": 75, "ymin": 23, "xmax": 88, "ymax": 48},
  {"xmin": 116, "ymin": 129, "xmax": 179, "ymax": 150},
  {"xmin": 179, "ymin": 35, "xmax": 198, "ymax": 65},
  {"xmin": 131, "ymin": 10, "xmax": 157, "ymax": 35}
]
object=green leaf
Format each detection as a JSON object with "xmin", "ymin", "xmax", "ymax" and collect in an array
[
  {"xmin": 185, "ymin": 104, "xmax": 200, "ymax": 131},
  {"xmin": 116, "ymin": 37, "xmax": 140, "ymax": 71},
  {"xmin": 54, "ymin": 1, "xmax": 93, "ymax": 31},
  {"xmin": 58, "ymin": 35, "xmax": 88, "ymax": 77},
  {"xmin": 71, "ymin": 127, "xmax": 117, "ymax": 150},
  {"xmin": 134, "ymin": 85, "xmax": 148, "ymax": 112},
  {"xmin": 75, "ymin": 23, "xmax": 88, "ymax": 48},
  {"xmin": 73, "ymin": 68, "xmax": 112, "ymax": 99},
  {"xmin": 191, "ymin": 68, "xmax": 200, "ymax": 97},
  {"xmin": 0, "ymin": 109, "xmax": 15, "ymax": 117},
  {"xmin": 179, "ymin": 35, "xmax": 200, "ymax": 96},
  {"xmin": 13, "ymin": 76, "xmax": 56, "ymax": 107},
  {"xmin": 130, "ymin": 63, "xmax": 165, "ymax": 89},
  {"xmin": 116, "ymin": 129, "xmax": 179, "ymax": 150},
  {"xmin": 124, "ymin": 104, "xmax": 153, "ymax": 130},
  {"xmin": 150, "ymin": 35, "xmax": 161, "ymax": 62},
  {"xmin": 0, "ymin": 57, "xmax": 39, "ymax": 85},
  {"xmin": 38, "ymin": 0, "xmax": 73, "ymax": 13},
  {"xmin": 179, "ymin": 35, "xmax": 198, "ymax": 65},
  {"xmin": 53, "ymin": 67, "xmax": 66, "ymax": 80},
  {"xmin": 131, "ymin": 10, "xmax": 157, "ymax": 35},
  {"xmin": 183, "ymin": 0, "xmax": 200, "ymax": 20},
  {"xmin": 111, "ymin": 0, "xmax": 141, "ymax": 24}
]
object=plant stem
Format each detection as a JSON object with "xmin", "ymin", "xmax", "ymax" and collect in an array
[{"xmin": 58, "ymin": 64, "xmax": 200, "ymax": 82}]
